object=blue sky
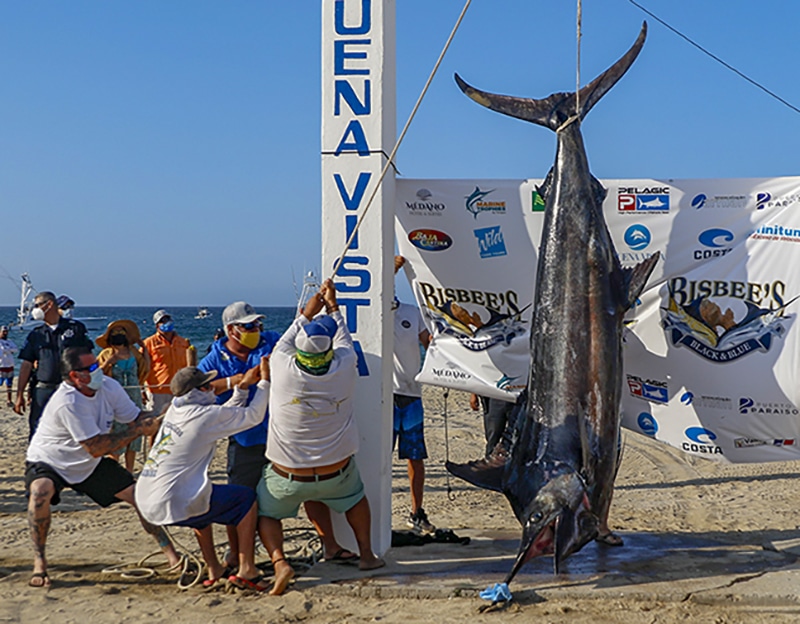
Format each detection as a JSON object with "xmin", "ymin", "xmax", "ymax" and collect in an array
[{"xmin": 2, "ymin": 1, "xmax": 798, "ymax": 306}]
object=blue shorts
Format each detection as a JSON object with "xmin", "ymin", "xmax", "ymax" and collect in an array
[
  {"xmin": 173, "ymin": 484, "xmax": 256, "ymax": 530},
  {"xmin": 256, "ymin": 459, "xmax": 365, "ymax": 520},
  {"xmin": 0, "ymin": 369, "xmax": 13, "ymax": 385},
  {"xmin": 393, "ymin": 395, "xmax": 428, "ymax": 460}
]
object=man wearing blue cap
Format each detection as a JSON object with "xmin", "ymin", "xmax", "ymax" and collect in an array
[{"xmin": 256, "ymin": 279, "xmax": 384, "ymax": 595}]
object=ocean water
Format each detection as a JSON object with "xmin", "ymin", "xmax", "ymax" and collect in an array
[{"xmin": 0, "ymin": 306, "xmax": 297, "ymax": 374}]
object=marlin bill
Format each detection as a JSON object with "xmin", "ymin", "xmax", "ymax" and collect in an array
[{"xmin": 446, "ymin": 22, "xmax": 661, "ymax": 585}]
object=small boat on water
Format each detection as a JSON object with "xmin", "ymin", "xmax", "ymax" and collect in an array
[
  {"xmin": 195, "ymin": 307, "xmax": 212, "ymax": 320},
  {"xmin": 7, "ymin": 273, "xmax": 106, "ymax": 333}
]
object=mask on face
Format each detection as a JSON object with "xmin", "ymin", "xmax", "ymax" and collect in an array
[
  {"xmin": 61, "ymin": 308, "xmax": 73, "ymax": 319},
  {"xmin": 109, "ymin": 334, "xmax": 128, "ymax": 346},
  {"xmin": 235, "ymin": 330, "xmax": 261, "ymax": 350},
  {"xmin": 87, "ymin": 367, "xmax": 104, "ymax": 391},
  {"xmin": 31, "ymin": 307, "xmax": 46, "ymax": 321},
  {"xmin": 158, "ymin": 321, "xmax": 174, "ymax": 333}
]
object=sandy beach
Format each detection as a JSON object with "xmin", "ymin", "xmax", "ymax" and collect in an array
[{"xmin": 2, "ymin": 388, "xmax": 800, "ymax": 623}]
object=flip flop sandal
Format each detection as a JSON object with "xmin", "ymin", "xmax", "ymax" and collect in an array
[
  {"xmin": 227, "ymin": 574, "xmax": 270, "ymax": 593},
  {"xmin": 595, "ymin": 532, "xmax": 624, "ymax": 547},
  {"xmin": 202, "ymin": 565, "xmax": 236, "ymax": 589},
  {"xmin": 325, "ymin": 548, "xmax": 359, "ymax": 564},
  {"xmin": 29, "ymin": 572, "xmax": 50, "ymax": 588}
]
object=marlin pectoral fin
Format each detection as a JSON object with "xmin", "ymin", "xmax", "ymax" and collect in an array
[
  {"xmin": 623, "ymin": 251, "xmax": 660, "ymax": 310},
  {"xmin": 552, "ymin": 506, "xmax": 575, "ymax": 575},
  {"xmin": 446, "ymin": 456, "xmax": 507, "ymax": 493}
]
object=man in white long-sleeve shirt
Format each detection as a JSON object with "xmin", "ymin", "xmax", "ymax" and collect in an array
[
  {"xmin": 256, "ymin": 279, "xmax": 384, "ymax": 596},
  {"xmin": 135, "ymin": 358, "xmax": 271, "ymax": 591}
]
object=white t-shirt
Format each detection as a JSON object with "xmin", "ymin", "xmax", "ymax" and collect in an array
[
  {"xmin": 135, "ymin": 382, "xmax": 269, "ymax": 526},
  {"xmin": 267, "ymin": 311, "xmax": 359, "ymax": 469},
  {"xmin": 393, "ymin": 302, "xmax": 426, "ymax": 397},
  {"xmin": 0, "ymin": 338, "xmax": 17, "ymax": 368},
  {"xmin": 26, "ymin": 377, "xmax": 140, "ymax": 483}
]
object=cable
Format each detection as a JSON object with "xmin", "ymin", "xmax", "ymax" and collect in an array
[
  {"xmin": 328, "ymin": 0, "xmax": 473, "ymax": 280},
  {"xmin": 627, "ymin": 0, "xmax": 800, "ymax": 116}
]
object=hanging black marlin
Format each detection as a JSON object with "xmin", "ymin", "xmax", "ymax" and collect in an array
[{"xmin": 446, "ymin": 22, "xmax": 660, "ymax": 583}]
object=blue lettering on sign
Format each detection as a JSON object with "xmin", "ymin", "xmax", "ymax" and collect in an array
[
  {"xmin": 334, "ymin": 40, "xmax": 371, "ymax": 75},
  {"xmin": 335, "ymin": 80, "xmax": 371, "ymax": 115},
  {"xmin": 335, "ymin": 120, "xmax": 370, "ymax": 155},
  {"xmin": 685, "ymin": 427, "xmax": 717, "ymax": 444},
  {"xmin": 330, "ymin": 0, "xmax": 374, "ymax": 377},
  {"xmin": 335, "ymin": 0, "xmax": 371, "ymax": 35},
  {"xmin": 336, "ymin": 257, "xmax": 371, "ymax": 293},
  {"xmin": 334, "ymin": 172, "xmax": 372, "ymax": 210}
]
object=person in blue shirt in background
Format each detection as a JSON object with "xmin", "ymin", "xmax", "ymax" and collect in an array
[{"xmin": 199, "ymin": 301, "xmax": 357, "ymax": 569}]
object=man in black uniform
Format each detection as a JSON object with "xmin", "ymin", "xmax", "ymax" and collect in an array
[{"xmin": 13, "ymin": 291, "xmax": 93, "ymax": 439}]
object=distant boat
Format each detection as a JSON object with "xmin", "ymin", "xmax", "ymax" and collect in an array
[
  {"xmin": 195, "ymin": 307, "xmax": 212, "ymax": 320},
  {"xmin": 7, "ymin": 273, "xmax": 106, "ymax": 333}
]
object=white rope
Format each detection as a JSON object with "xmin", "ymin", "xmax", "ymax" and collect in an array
[
  {"xmin": 575, "ymin": 0, "xmax": 582, "ymax": 116},
  {"xmin": 328, "ymin": 0, "xmax": 473, "ymax": 280}
]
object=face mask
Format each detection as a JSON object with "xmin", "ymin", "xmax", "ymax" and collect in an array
[
  {"xmin": 31, "ymin": 307, "xmax": 45, "ymax": 321},
  {"xmin": 158, "ymin": 321, "xmax": 174, "ymax": 333},
  {"xmin": 235, "ymin": 330, "xmax": 261, "ymax": 350},
  {"xmin": 87, "ymin": 367, "xmax": 104, "ymax": 391},
  {"xmin": 61, "ymin": 309, "xmax": 73, "ymax": 319},
  {"xmin": 109, "ymin": 334, "xmax": 128, "ymax": 346}
]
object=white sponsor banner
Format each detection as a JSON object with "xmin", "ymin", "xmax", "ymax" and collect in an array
[{"xmin": 396, "ymin": 177, "xmax": 800, "ymax": 463}]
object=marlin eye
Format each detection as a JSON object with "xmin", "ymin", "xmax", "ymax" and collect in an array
[{"xmin": 533, "ymin": 512, "xmax": 543, "ymax": 521}]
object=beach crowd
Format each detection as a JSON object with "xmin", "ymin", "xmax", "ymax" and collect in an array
[{"xmin": 9, "ymin": 257, "xmax": 441, "ymax": 596}]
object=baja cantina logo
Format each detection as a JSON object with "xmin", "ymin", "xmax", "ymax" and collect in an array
[
  {"xmin": 465, "ymin": 186, "xmax": 506, "ymax": 219},
  {"xmin": 406, "ymin": 188, "xmax": 446, "ymax": 215},
  {"xmin": 408, "ymin": 229, "xmax": 453, "ymax": 252},
  {"xmin": 617, "ymin": 186, "xmax": 670, "ymax": 214},
  {"xmin": 662, "ymin": 276, "xmax": 795, "ymax": 363},
  {"xmin": 627, "ymin": 374, "xmax": 668, "ymax": 404},
  {"xmin": 683, "ymin": 426, "xmax": 723, "ymax": 455},
  {"xmin": 417, "ymin": 281, "xmax": 528, "ymax": 352}
]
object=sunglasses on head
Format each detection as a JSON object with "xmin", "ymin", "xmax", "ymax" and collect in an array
[
  {"xmin": 75, "ymin": 362, "xmax": 100, "ymax": 373},
  {"xmin": 236, "ymin": 321, "xmax": 261, "ymax": 331}
]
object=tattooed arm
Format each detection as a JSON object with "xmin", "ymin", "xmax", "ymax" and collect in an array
[{"xmin": 79, "ymin": 413, "xmax": 163, "ymax": 458}]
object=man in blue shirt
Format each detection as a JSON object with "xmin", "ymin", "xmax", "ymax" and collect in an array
[{"xmin": 198, "ymin": 301, "xmax": 356, "ymax": 567}]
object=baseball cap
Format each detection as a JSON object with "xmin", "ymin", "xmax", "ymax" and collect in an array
[
  {"xmin": 170, "ymin": 367, "xmax": 218, "ymax": 397},
  {"xmin": 56, "ymin": 295, "xmax": 75, "ymax": 310},
  {"xmin": 153, "ymin": 309, "xmax": 171, "ymax": 325},
  {"xmin": 0, "ymin": 325, "xmax": 7, "ymax": 332},
  {"xmin": 222, "ymin": 301, "xmax": 265, "ymax": 327},
  {"xmin": 295, "ymin": 315, "xmax": 338, "ymax": 354}
]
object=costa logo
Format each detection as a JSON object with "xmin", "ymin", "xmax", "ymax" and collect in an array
[
  {"xmin": 698, "ymin": 228, "xmax": 734, "ymax": 248},
  {"xmin": 408, "ymin": 229, "xmax": 453, "ymax": 252}
]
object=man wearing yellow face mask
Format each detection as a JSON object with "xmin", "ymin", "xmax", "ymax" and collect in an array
[{"xmin": 197, "ymin": 302, "xmax": 356, "ymax": 568}]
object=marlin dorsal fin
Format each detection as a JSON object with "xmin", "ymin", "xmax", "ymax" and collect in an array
[
  {"xmin": 445, "ymin": 453, "xmax": 508, "ymax": 493},
  {"xmin": 623, "ymin": 251, "xmax": 660, "ymax": 311}
]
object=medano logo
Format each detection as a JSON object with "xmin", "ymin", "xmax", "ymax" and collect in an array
[
  {"xmin": 624, "ymin": 224, "xmax": 651, "ymax": 251},
  {"xmin": 406, "ymin": 188, "xmax": 446, "ymax": 215},
  {"xmin": 408, "ymin": 229, "xmax": 453, "ymax": 252}
]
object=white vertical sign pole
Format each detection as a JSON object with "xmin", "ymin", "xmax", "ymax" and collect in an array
[{"xmin": 321, "ymin": 0, "xmax": 396, "ymax": 554}]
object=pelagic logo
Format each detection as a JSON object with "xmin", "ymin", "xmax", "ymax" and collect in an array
[
  {"xmin": 406, "ymin": 188, "xmax": 446, "ymax": 215},
  {"xmin": 627, "ymin": 374, "xmax": 668, "ymax": 404},
  {"xmin": 618, "ymin": 186, "xmax": 670, "ymax": 214},
  {"xmin": 466, "ymin": 186, "xmax": 506, "ymax": 219},
  {"xmin": 408, "ymin": 229, "xmax": 453, "ymax": 252},
  {"xmin": 663, "ymin": 276, "xmax": 793, "ymax": 363},
  {"xmin": 474, "ymin": 226, "xmax": 507, "ymax": 258}
]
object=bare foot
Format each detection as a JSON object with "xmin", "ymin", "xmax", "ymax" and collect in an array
[
  {"xmin": 269, "ymin": 561, "xmax": 295, "ymax": 596},
  {"xmin": 359, "ymin": 555, "xmax": 386, "ymax": 571}
]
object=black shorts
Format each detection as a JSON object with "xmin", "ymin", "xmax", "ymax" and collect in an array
[
  {"xmin": 25, "ymin": 458, "xmax": 135, "ymax": 508},
  {"xmin": 226, "ymin": 440, "xmax": 267, "ymax": 490}
]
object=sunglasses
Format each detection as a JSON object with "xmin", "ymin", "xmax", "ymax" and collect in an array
[
  {"xmin": 235, "ymin": 321, "xmax": 261, "ymax": 331},
  {"xmin": 75, "ymin": 362, "xmax": 100, "ymax": 373}
]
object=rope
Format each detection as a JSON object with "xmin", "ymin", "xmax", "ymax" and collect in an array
[
  {"xmin": 328, "ymin": 0, "xmax": 473, "ymax": 280},
  {"xmin": 575, "ymin": 0, "xmax": 582, "ymax": 115}
]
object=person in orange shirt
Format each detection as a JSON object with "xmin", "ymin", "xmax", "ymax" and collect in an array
[{"xmin": 143, "ymin": 310, "xmax": 193, "ymax": 417}]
